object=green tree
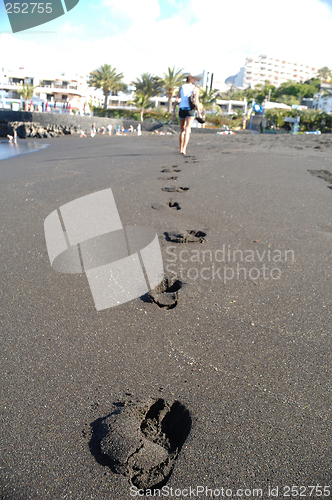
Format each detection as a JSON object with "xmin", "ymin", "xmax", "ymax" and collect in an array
[
  {"xmin": 228, "ymin": 89, "xmax": 246, "ymax": 101},
  {"xmin": 88, "ymin": 64, "xmax": 124, "ymax": 109},
  {"xmin": 318, "ymin": 66, "xmax": 332, "ymax": 83},
  {"xmin": 128, "ymin": 92, "xmax": 154, "ymax": 122},
  {"xmin": 278, "ymin": 94, "xmax": 300, "ymax": 106},
  {"xmin": 319, "ymin": 86, "xmax": 332, "ymax": 98},
  {"xmin": 19, "ymin": 83, "xmax": 35, "ymax": 106},
  {"xmin": 130, "ymin": 73, "xmax": 162, "ymax": 121},
  {"xmin": 160, "ymin": 67, "xmax": 186, "ymax": 113},
  {"xmin": 133, "ymin": 73, "xmax": 162, "ymax": 98},
  {"xmin": 274, "ymin": 79, "xmax": 321, "ymax": 102},
  {"xmin": 199, "ymin": 87, "xmax": 219, "ymax": 119},
  {"xmin": 233, "ymin": 107, "xmax": 245, "ymax": 117}
]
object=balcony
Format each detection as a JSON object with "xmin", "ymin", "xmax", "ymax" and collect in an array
[{"xmin": 37, "ymin": 84, "xmax": 85, "ymax": 97}]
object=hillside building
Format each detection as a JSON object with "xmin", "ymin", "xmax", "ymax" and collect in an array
[
  {"xmin": 0, "ymin": 68, "xmax": 105, "ymax": 110},
  {"xmin": 313, "ymin": 83, "xmax": 332, "ymax": 113},
  {"xmin": 227, "ymin": 55, "xmax": 318, "ymax": 89}
]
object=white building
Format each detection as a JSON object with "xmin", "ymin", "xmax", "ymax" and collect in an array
[
  {"xmin": 0, "ymin": 68, "xmax": 105, "ymax": 110},
  {"xmin": 0, "ymin": 68, "xmax": 37, "ymax": 100},
  {"xmin": 235, "ymin": 55, "xmax": 318, "ymax": 88},
  {"xmin": 313, "ymin": 83, "xmax": 332, "ymax": 113},
  {"xmin": 193, "ymin": 70, "xmax": 228, "ymax": 92}
]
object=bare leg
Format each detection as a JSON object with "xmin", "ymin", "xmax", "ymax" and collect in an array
[
  {"xmin": 179, "ymin": 118, "xmax": 185, "ymax": 152},
  {"xmin": 182, "ymin": 117, "xmax": 195, "ymax": 155}
]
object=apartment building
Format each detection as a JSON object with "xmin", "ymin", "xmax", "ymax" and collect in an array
[
  {"xmin": 0, "ymin": 68, "xmax": 37, "ymax": 99},
  {"xmin": 313, "ymin": 83, "xmax": 332, "ymax": 113},
  {"xmin": 238, "ymin": 55, "xmax": 318, "ymax": 88},
  {"xmin": 0, "ymin": 68, "xmax": 105, "ymax": 110}
]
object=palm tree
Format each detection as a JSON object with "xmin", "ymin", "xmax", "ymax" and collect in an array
[
  {"xmin": 19, "ymin": 83, "xmax": 35, "ymax": 106},
  {"xmin": 132, "ymin": 73, "xmax": 162, "ymax": 98},
  {"xmin": 129, "ymin": 73, "xmax": 162, "ymax": 121},
  {"xmin": 234, "ymin": 108, "xmax": 245, "ymax": 117},
  {"xmin": 279, "ymin": 94, "xmax": 300, "ymax": 106},
  {"xmin": 160, "ymin": 67, "xmax": 186, "ymax": 113},
  {"xmin": 199, "ymin": 88, "xmax": 219, "ymax": 120},
  {"xmin": 88, "ymin": 64, "xmax": 124, "ymax": 109},
  {"xmin": 129, "ymin": 92, "xmax": 154, "ymax": 122},
  {"xmin": 318, "ymin": 67, "xmax": 332, "ymax": 83},
  {"xmin": 320, "ymin": 87, "xmax": 332, "ymax": 97}
]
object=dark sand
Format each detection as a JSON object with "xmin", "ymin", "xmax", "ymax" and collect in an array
[{"xmin": 0, "ymin": 132, "xmax": 331, "ymax": 499}]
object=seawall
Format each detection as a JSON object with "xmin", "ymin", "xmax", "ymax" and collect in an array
[{"xmin": 0, "ymin": 110, "xmax": 156, "ymax": 131}]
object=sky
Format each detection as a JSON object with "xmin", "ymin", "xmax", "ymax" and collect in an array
[{"xmin": 1, "ymin": 0, "xmax": 332, "ymax": 84}]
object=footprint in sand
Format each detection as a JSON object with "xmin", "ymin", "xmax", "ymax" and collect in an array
[
  {"xmin": 162, "ymin": 186, "xmax": 189, "ymax": 193},
  {"xmin": 89, "ymin": 398, "xmax": 191, "ymax": 489},
  {"xmin": 161, "ymin": 167, "xmax": 181, "ymax": 173},
  {"xmin": 158, "ymin": 176, "xmax": 178, "ymax": 181},
  {"xmin": 308, "ymin": 169, "xmax": 332, "ymax": 189},
  {"xmin": 165, "ymin": 230, "xmax": 206, "ymax": 243},
  {"xmin": 148, "ymin": 276, "xmax": 183, "ymax": 309},
  {"xmin": 151, "ymin": 201, "xmax": 181, "ymax": 211}
]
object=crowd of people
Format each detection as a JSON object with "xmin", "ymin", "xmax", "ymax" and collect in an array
[
  {"xmin": 23, "ymin": 100, "xmax": 76, "ymax": 114},
  {"xmin": 80, "ymin": 123, "xmax": 138, "ymax": 138}
]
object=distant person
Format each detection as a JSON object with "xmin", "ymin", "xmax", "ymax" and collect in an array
[
  {"xmin": 91, "ymin": 123, "xmax": 96, "ymax": 137},
  {"xmin": 172, "ymin": 75, "xmax": 202, "ymax": 155},
  {"xmin": 107, "ymin": 124, "xmax": 112, "ymax": 135}
]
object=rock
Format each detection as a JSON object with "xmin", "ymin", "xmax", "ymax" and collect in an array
[{"xmin": 0, "ymin": 120, "xmax": 82, "ymax": 138}]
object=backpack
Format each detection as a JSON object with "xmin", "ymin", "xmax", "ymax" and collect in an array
[{"xmin": 189, "ymin": 86, "xmax": 197, "ymax": 110}]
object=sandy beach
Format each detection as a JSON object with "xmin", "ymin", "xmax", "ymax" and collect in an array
[{"xmin": 0, "ymin": 131, "xmax": 331, "ymax": 499}]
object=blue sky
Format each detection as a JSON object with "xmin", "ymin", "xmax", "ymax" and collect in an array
[
  {"xmin": 1, "ymin": 0, "xmax": 332, "ymax": 83},
  {"xmin": 0, "ymin": 0, "xmax": 197, "ymax": 36}
]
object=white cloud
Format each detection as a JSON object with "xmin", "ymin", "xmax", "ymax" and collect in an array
[
  {"xmin": 1, "ymin": 0, "xmax": 332, "ymax": 84},
  {"xmin": 101, "ymin": 0, "xmax": 160, "ymax": 24},
  {"xmin": 58, "ymin": 21, "xmax": 84, "ymax": 34}
]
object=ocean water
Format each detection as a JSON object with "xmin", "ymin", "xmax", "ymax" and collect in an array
[{"xmin": 0, "ymin": 140, "xmax": 49, "ymax": 161}]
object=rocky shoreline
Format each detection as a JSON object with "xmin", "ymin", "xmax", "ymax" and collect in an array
[
  {"xmin": 0, "ymin": 110, "xmax": 241, "ymax": 139},
  {"xmin": 0, "ymin": 120, "xmax": 81, "ymax": 138},
  {"xmin": 0, "ymin": 110, "xmax": 157, "ymax": 139}
]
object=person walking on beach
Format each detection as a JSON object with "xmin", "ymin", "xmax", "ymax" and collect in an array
[{"xmin": 172, "ymin": 75, "xmax": 202, "ymax": 155}]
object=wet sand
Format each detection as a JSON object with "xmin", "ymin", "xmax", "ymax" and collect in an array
[{"xmin": 0, "ymin": 132, "xmax": 331, "ymax": 499}]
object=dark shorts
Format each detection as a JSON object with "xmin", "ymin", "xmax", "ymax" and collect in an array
[{"xmin": 179, "ymin": 107, "xmax": 195, "ymax": 119}]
